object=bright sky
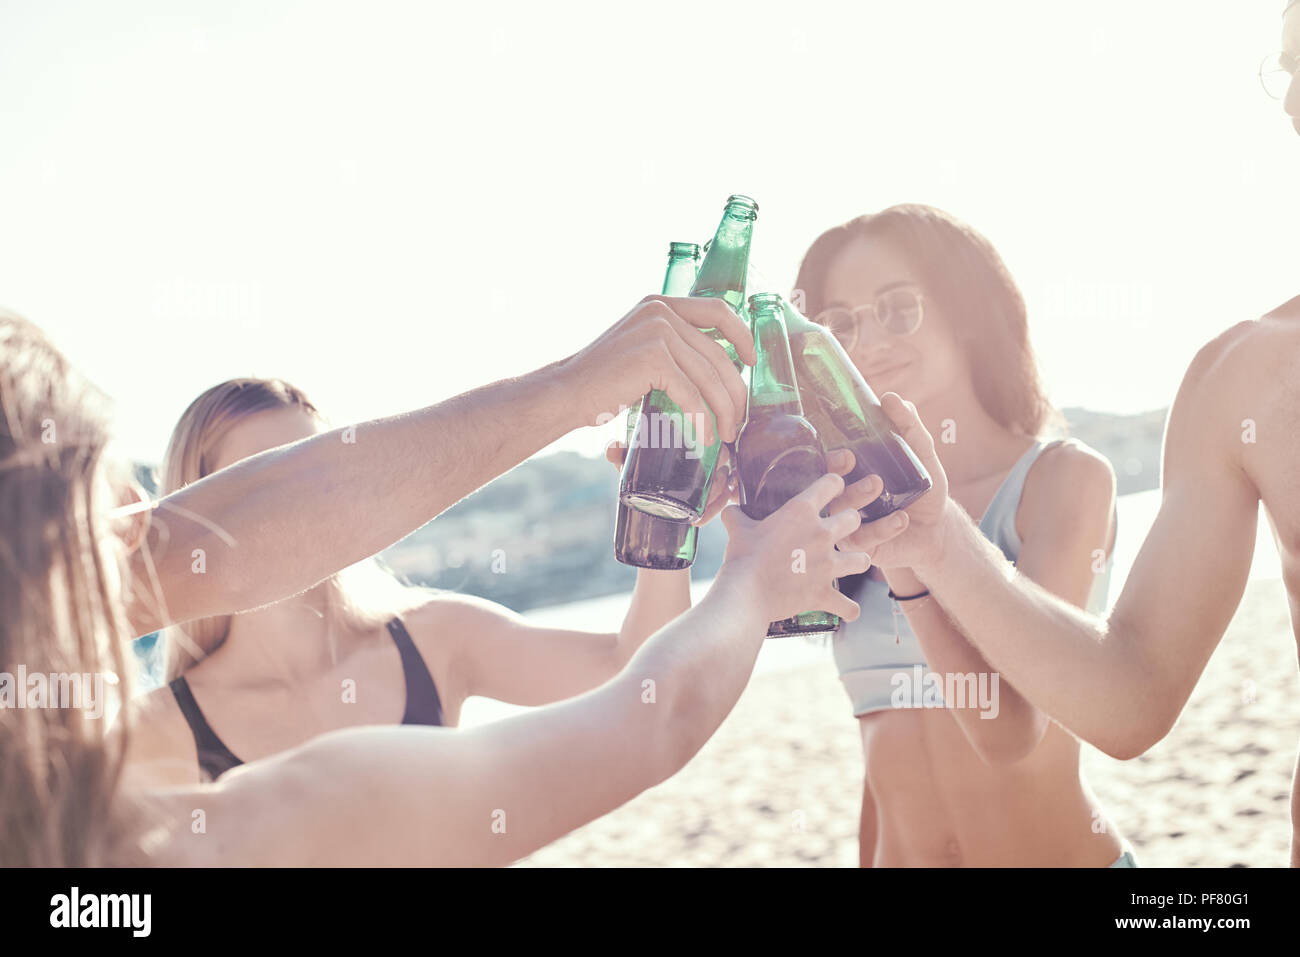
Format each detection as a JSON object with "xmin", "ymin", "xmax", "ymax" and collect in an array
[{"xmin": 2, "ymin": 0, "xmax": 1296, "ymax": 464}]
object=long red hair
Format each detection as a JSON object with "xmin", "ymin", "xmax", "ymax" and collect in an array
[{"xmin": 794, "ymin": 204, "xmax": 1054, "ymax": 438}]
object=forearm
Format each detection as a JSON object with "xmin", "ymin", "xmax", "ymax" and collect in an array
[
  {"xmin": 310, "ymin": 570, "xmax": 763, "ymax": 865},
  {"xmin": 913, "ymin": 502, "xmax": 1149, "ymax": 757},
  {"xmin": 615, "ymin": 568, "xmax": 694, "ymax": 664},
  {"xmin": 130, "ymin": 360, "xmax": 582, "ymax": 633},
  {"xmin": 186, "ymin": 478, "xmax": 846, "ymax": 866},
  {"xmin": 894, "ymin": 593, "xmax": 1046, "ymax": 762},
  {"xmin": 621, "ymin": 567, "xmax": 767, "ymax": 768}
]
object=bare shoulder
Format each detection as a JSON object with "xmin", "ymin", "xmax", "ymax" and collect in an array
[
  {"xmin": 119, "ymin": 684, "xmax": 201, "ymax": 789},
  {"xmin": 1018, "ymin": 438, "xmax": 1116, "ymax": 544},
  {"xmin": 1180, "ymin": 311, "xmax": 1300, "ymax": 399},
  {"xmin": 402, "ymin": 590, "xmax": 525, "ymax": 634},
  {"xmin": 399, "ymin": 590, "xmax": 526, "ymax": 659},
  {"xmin": 1167, "ymin": 312, "xmax": 1300, "ymax": 487},
  {"xmin": 1024, "ymin": 438, "xmax": 1116, "ymax": 506},
  {"xmin": 397, "ymin": 590, "xmax": 527, "ymax": 713}
]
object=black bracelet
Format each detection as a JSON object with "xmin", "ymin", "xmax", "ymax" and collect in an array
[{"xmin": 888, "ymin": 588, "xmax": 931, "ymax": 602}]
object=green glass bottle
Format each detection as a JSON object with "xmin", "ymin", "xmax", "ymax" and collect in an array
[
  {"xmin": 619, "ymin": 195, "xmax": 757, "ymax": 523},
  {"xmin": 779, "ymin": 296, "xmax": 931, "ymax": 521},
  {"xmin": 614, "ymin": 242, "xmax": 702, "ymax": 568},
  {"xmin": 735, "ymin": 292, "xmax": 840, "ymax": 637}
]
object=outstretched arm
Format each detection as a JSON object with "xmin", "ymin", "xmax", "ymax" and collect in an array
[
  {"xmin": 428, "ymin": 450, "xmax": 875, "ymax": 708},
  {"xmin": 125, "ymin": 296, "xmax": 755, "ymax": 637},
  {"xmin": 408, "ymin": 570, "xmax": 696, "ymax": 710},
  {"xmin": 879, "ymin": 441, "xmax": 1117, "ymax": 763},
  {"xmin": 156, "ymin": 473, "xmax": 872, "ymax": 866},
  {"xmin": 852, "ymin": 326, "xmax": 1261, "ymax": 759}
]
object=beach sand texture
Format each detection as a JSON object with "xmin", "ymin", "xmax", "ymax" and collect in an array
[{"xmin": 517, "ymin": 578, "xmax": 1298, "ymax": 867}]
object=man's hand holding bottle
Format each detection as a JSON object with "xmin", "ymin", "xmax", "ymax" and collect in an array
[{"xmin": 562, "ymin": 295, "xmax": 756, "ymax": 449}]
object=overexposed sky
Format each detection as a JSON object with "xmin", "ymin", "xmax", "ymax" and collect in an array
[{"xmin": 2, "ymin": 0, "xmax": 1296, "ymax": 463}]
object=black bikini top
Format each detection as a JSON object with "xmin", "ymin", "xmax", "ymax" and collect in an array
[{"xmin": 168, "ymin": 617, "xmax": 444, "ymax": 782}]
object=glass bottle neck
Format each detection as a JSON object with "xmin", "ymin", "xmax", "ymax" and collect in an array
[
  {"xmin": 749, "ymin": 308, "xmax": 803, "ymax": 415},
  {"xmin": 778, "ymin": 295, "xmax": 815, "ymax": 332},
  {"xmin": 691, "ymin": 210, "xmax": 755, "ymax": 316},
  {"xmin": 662, "ymin": 253, "xmax": 699, "ymax": 297}
]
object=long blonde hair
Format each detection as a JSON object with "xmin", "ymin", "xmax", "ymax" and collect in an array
[
  {"xmin": 0, "ymin": 311, "xmax": 146, "ymax": 865},
  {"xmin": 159, "ymin": 378, "xmax": 424, "ymax": 681}
]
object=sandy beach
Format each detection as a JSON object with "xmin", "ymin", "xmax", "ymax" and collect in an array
[{"xmin": 515, "ymin": 577, "xmax": 1299, "ymax": 867}]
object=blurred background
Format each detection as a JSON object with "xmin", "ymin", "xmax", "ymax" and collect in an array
[{"xmin": 2, "ymin": 0, "xmax": 1296, "ymax": 866}]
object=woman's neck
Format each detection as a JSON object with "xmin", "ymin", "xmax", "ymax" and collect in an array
[
  {"xmin": 913, "ymin": 387, "xmax": 1032, "ymax": 486},
  {"xmin": 209, "ymin": 586, "xmax": 347, "ymax": 685}
]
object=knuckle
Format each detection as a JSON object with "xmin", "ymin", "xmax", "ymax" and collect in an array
[
  {"xmin": 647, "ymin": 313, "xmax": 675, "ymax": 337},
  {"xmin": 633, "ymin": 300, "xmax": 669, "ymax": 326}
]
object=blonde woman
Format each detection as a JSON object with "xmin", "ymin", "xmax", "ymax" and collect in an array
[
  {"xmin": 1, "ymin": 301, "xmax": 878, "ymax": 866},
  {"xmin": 126, "ymin": 377, "xmax": 732, "ymax": 787}
]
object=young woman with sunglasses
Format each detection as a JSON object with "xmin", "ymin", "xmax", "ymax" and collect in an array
[{"xmin": 795, "ymin": 204, "xmax": 1136, "ymax": 867}]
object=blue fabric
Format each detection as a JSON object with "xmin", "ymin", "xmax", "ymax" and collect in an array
[{"xmin": 833, "ymin": 439, "xmax": 1114, "ymax": 716}]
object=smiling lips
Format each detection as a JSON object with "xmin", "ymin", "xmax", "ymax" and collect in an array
[{"xmin": 862, "ymin": 358, "xmax": 911, "ymax": 382}]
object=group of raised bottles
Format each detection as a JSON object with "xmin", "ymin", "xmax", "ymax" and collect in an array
[{"xmin": 615, "ymin": 194, "xmax": 932, "ymax": 638}]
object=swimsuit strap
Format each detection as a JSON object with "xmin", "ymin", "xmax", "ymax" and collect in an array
[
  {"xmin": 172, "ymin": 617, "xmax": 445, "ymax": 782},
  {"xmin": 387, "ymin": 617, "xmax": 445, "ymax": 727},
  {"xmin": 169, "ymin": 675, "xmax": 243, "ymax": 782},
  {"xmin": 975, "ymin": 439, "xmax": 1061, "ymax": 551}
]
